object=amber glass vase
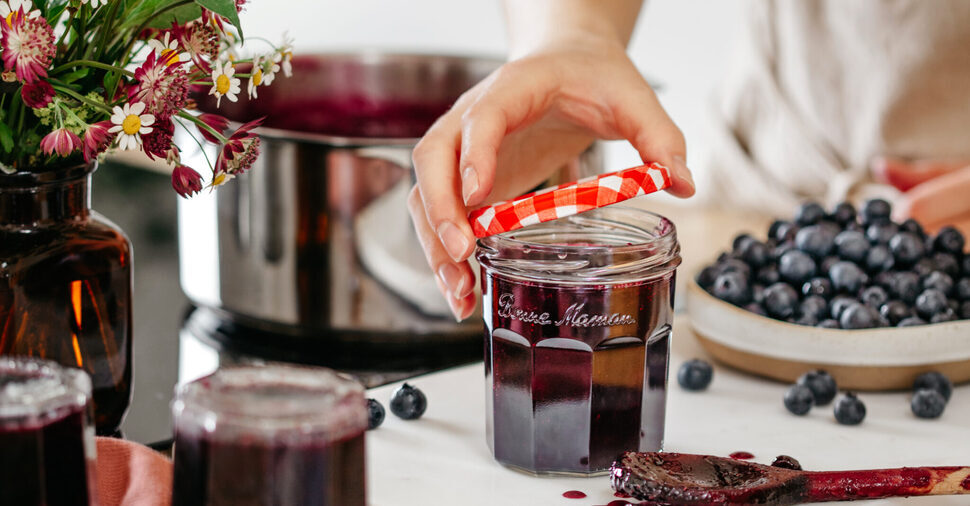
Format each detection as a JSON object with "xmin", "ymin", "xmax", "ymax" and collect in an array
[{"xmin": 0, "ymin": 163, "xmax": 132, "ymax": 435}]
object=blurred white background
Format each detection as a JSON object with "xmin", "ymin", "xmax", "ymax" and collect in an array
[{"xmin": 240, "ymin": 0, "xmax": 744, "ymax": 192}]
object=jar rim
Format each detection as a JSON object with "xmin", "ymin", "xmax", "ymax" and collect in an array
[
  {"xmin": 0, "ymin": 357, "xmax": 91, "ymax": 427},
  {"xmin": 0, "ymin": 162, "xmax": 95, "ymax": 189}
]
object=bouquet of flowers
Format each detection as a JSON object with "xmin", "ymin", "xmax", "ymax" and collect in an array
[{"xmin": 0, "ymin": 0, "xmax": 290, "ymax": 197}]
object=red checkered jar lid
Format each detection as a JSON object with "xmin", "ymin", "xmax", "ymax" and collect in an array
[{"xmin": 467, "ymin": 163, "xmax": 671, "ymax": 238}]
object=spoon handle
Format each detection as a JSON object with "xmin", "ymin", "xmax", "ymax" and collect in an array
[{"xmin": 805, "ymin": 466, "xmax": 970, "ymax": 501}]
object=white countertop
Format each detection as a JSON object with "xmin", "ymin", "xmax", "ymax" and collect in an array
[{"xmin": 366, "ymin": 319, "xmax": 970, "ymax": 505}]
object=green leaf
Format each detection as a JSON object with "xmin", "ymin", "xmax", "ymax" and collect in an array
[
  {"xmin": 122, "ymin": 0, "xmax": 202, "ymax": 31},
  {"xmin": 195, "ymin": 0, "xmax": 242, "ymax": 38},
  {"xmin": 104, "ymin": 71, "xmax": 120, "ymax": 97},
  {"xmin": 146, "ymin": 3, "xmax": 202, "ymax": 29},
  {"xmin": 60, "ymin": 68, "xmax": 90, "ymax": 84},
  {"xmin": 0, "ymin": 122, "xmax": 14, "ymax": 154}
]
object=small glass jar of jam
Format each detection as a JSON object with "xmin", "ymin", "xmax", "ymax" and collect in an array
[
  {"xmin": 171, "ymin": 364, "xmax": 368, "ymax": 506},
  {"xmin": 0, "ymin": 357, "xmax": 97, "ymax": 505},
  {"xmin": 476, "ymin": 204, "xmax": 681, "ymax": 476}
]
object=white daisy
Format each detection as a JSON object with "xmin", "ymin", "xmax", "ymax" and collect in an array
[
  {"xmin": 247, "ymin": 55, "xmax": 263, "ymax": 99},
  {"xmin": 80, "ymin": 0, "xmax": 108, "ymax": 8},
  {"xmin": 279, "ymin": 34, "xmax": 294, "ymax": 77},
  {"xmin": 260, "ymin": 52, "xmax": 281, "ymax": 86},
  {"xmin": 108, "ymin": 102, "xmax": 154, "ymax": 151},
  {"xmin": 209, "ymin": 170, "xmax": 234, "ymax": 189},
  {"xmin": 147, "ymin": 32, "xmax": 188, "ymax": 66},
  {"xmin": 0, "ymin": 0, "xmax": 40, "ymax": 20},
  {"xmin": 209, "ymin": 61, "xmax": 241, "ymax": 107}
]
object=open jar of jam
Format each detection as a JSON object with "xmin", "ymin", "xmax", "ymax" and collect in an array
[{"xmin": 476, "ymin": 204, "xmax": 680, "ymax": 476}]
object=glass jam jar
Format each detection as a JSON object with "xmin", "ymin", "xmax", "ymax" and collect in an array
[
  {"xmin": 476, "ymin": 204, "xmax": 680, "ymax": 476},
  {"xmin": 171, "ymin": 364, "xmax": 368, "ymax": 506}
]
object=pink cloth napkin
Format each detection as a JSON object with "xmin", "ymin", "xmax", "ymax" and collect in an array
[{"xmin": 95, "ymin": 437, "xmax": 173, "ymax": 506}]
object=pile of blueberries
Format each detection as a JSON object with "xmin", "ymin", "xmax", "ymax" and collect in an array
[{"xmin": 698, "ymin": 199, "xmax": 970, "ymax": 329}]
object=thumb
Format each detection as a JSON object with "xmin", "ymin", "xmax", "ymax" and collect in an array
[{"xmin": 871, "ymin": 156, "xmax": 969, "ymax": 192}]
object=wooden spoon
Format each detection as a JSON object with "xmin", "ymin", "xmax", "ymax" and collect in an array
[{"xmin": 611, "ymin": 452, "xmax": 970, "ymax": 505}]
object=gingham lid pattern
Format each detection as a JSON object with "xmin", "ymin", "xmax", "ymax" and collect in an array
[{"xmin": 467, "ymin": 163, "xmax": 671, "ymax": 238}]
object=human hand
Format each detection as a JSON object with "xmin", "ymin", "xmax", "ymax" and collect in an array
[
  {"xmin": 872, "ymin": 157, "xmax": 970, "ymax": 237},
  {"xmin": 408, "ymin": 33, "xmax": 695, "ymax": 321}
]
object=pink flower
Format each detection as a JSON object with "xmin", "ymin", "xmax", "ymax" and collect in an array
[
  {"xmin": 216, "ymin": 118, "xmax": 262, "ymax": 175},
  {"xmin": 171, "ymin": 164, "xmax": 203, "ymax": 198},
  {"xmin": 20, "ymin": 79, "xmax": 53, "ymax": 108},
  {"xmin": 40, "ymin": 128, "xmax": 82, "ymax": 157},
  {"xmin": 142, "ymin": 117, "xmax": 175, "ymax": 160},
  {"xmin": 0, "ymin": 8, "xmax": 55, "ymax": 83},
  {"xmin": 83, "ymin": 121, "xmax": 114, "ymax": 162},
  {"xmin": 128, "ymin": 51, "xmax": 188, "ymax": 121},
  {"xmin": 174, "ymin": 22, "xmax": 218, "ymax": 73},
  {"xmin": 197, "ymin": 113, "xmax": 229, "ymax": 144}
]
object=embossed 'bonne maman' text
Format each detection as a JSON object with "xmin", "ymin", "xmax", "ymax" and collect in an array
[{"xmin": 496, "ymin": 293, "xmax": 636, "ymax": 327}]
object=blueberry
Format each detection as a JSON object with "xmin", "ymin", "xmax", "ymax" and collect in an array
[
  {"xmin": 912, "ymin": 258, "xmax": 937, "ymax": 279},
  {"xmin": 930, "ymin": 309, "xmax": 958, "ymax": 324},
  {"xmin": 779, "ymin": 250, "xmax": 817, "ymax": 284},
  {"xmin": 840, "ymin": 303, "xmax": 877, "ymax": 329},
  {"xmin": 831, "ymin": 202, "xmax": 856, "ymax": 225},
  {"xmin": 772, "ymin": 222, "xmax": 798, "ymax": 243},
  {"xmin": 829, "ymin": 261, "xmax": 868, "ymax": 293},
  {"xmin": 833, "ymin": 230, "xmax": 868, "ymax": 263},
  {"xmin": 698, "ymin": 265, "xmax": 720, "ymax": 290},
  {"xmin": 389, "ymin": 383, "xmax": 427, "ymax": 420},
  {"xmin": 962, "ymin": 255, "xmax": 970, "ymax": 276},
  {"xmin": 833, "ymin": 393, "xmax": 866, "ymax": 425},
  {"xmin": 820, "ymin": 255, "xmax": 841, "ymax": 275},
  {"xmin": 738, "ymin": 240, "xmax": 770, "ymax": 268},
  {"xmin": 933, "ymin": 226, "xmax": 965, "ymax": 254},
  {"xmin": 678, "ymin": 359, "xmax": 713, "ymax": 391},
  {"xmin": 922, "ymin": 271, "xmax": 954, "ymax": 296},
  {"xmin": 899, "ymin": 218, "xmax": 925, "ymax": 237},
  {"xmin": 860, "ymin": 199, "xmax": 891, "ymax": 225},
  {"xmin": 772, "ymin": 242, "xmax": 795, "ymax": 261},
  {"xmin": 794, "ymin": 313, "xmax": 818, "ymax": 326},
  {"xmin": 743, "ymin": 302, "xmax": 767, "ymax": 317},
  {"xmin": 712, "ymin": 272, "xmax": 751, "ymax": 306},
  {"xmin": 367, "ymin": 398, "xmax": 386, "ymax": 430},
  {"xmin": 915, "ymin": 289, "xmax": 948, "ymax": 319},
  {"xmin": 796, "ymin": 225, "xmax": 837, "ymax": 259},
  {"xmin": 783, "ymin": 384, "xmax": 815, "ymax": 415},
  {"xmin": 888, "ymin": 232, "xmax": 925, "ymax": 267},
  {"xmin": 768, "ymin": 220, "xmax": 788, "ymax": 241},
  {"xmin": 733, "ymin": 233, "xmax": 754, "ymax": 252},
  {"xmin": 718, "ymin": 258, "xmax": 752, "ymax": 279},
  {"xmin": 771, "ymin": 455, "xmax": 803, "ymax": 470},
  {"xmin": 866, "ymin": 221, "xmax": 898, "ymax": 245},
  {"xmin": 865, "ymin": 245, "xmax": 895, "ymax": 273},
  {"xmin": 752, "ymin": 284, "xmax": 766, "ymax": 304},
  {"xmin": 829, "ymin": 295, "xmax": 857, "ymax": 320},
  {"xmin": 794, "ymin": 202, "xmax": 826, "ymax": 226},
  {"xmin": 911, "ymin": 389, "xmax": 946, "ymax": 419},
  {"xmin": 802, "ymin": 277, "xmax": 833, "ymax": 299},
  {"xmin": 956, "ymin": 278, "xmax": 970, "ymax": 300},
  {"xmin": 897, "ymin": 316, "xmax": 926, "ymax": 327},
  {"xmin": 888, "ymin": 271, "xmax": 921, "ymax": 304},
  {"xmin": 932, "ymin": 252, "xmax": 960, "ymax": 277},
  {"xmin": 797, "ymin": 370, "xmax": 838, "ymax": 405},
  {"xmin": 879, "ymin": 300, "xmax": 912, "ymax": 326},
  {"xmin": 817, "ymin": 319, "xmax": 840, "ymax": 329},
  {"xmin": 757, "ymin": 265, "xmax": 781, "ymax": 285},
  {"xmin": 799, "ymin": 295, "xmax": 829, "ymax": 320},
  {"xmin": 913, "ymin": 371, "xmax": 953, "ymax": 401},
  {"xmin": 860, "ymin": 286, "xmax": 888, "ymax": 309},
  {"xmin": 764, "ymin": 283, "xmax": 799, "ymax": 320},
  {"xmin": 961, "ymin": 301, "xmax": 970, "ymax": 320}
]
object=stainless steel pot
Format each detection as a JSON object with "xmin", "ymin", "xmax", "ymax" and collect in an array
[{"xmin": 175, "ymin": 53, "xmax": 601, "ymax": 358}]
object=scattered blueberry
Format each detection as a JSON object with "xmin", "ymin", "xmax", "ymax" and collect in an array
[
  {"xmin": 866, "ymin": 221, "xmax": 899, "ymax": 245},
  {"xmin": 367, "ymin": 398, "xmax": 386, "ymax": 430},
  {"xmin": 859, "ymin": 286, "xmax": 888, "ymax": 309},
  {"xmin": 802, "ymin": 277, "xmax": 833, "ymax": 299},
  {"xmin": 915, "ymin": 289, "xmax": 949, "ymax": 319},
  {"xmin": 831, "ymin": 202, "xmax": 856, "ymax": 225},
  {"xmin": 678, "ymin": 359, "xmax": 714, "ymax": 391},
  {"xmin": 913, "ymin": 371, "xmax": 953, "ymax": 401},
  {"xmin": 799, "ymin": 295, "xmax": 829, "ymax": 321},
  {"xmin": 817, "ymin": 319, "xmax": 840, "ymax": 329},
  {"xmin": 834, "ymin": 230, "xmax": 869, "ymax": 263},
  {"xmin": 829, "ymin": 261, "xmax": 868, "ymax": 293},
  {"xmin": 712, "ymin": 272, "xmax": 751, "ymax": 306},
  {"xmin": 771, "ymin": 455, "xmax": 803, "ymax": 470},
  {"xmin": 389, "ymin": 383, "xmax": 428, "ymax": 420},
  {"xmin": 796, "ymin": 370, "xmax": 837, "ymax": 405},
  {"xmin": 865, "ymin": 245, "xmax": 895, "ymax": 273},
  {"xmin": 783, "ymin": 384, "xmax": 815, "ymax": 415},
  {"xmin": 879, "ymin": 300, "xmax": 912, "ymax": 326},
  {"xmin": 794, "ymin": 202, "xmax": 826, "ymax": 226},
  {"xmin": 911, "ymin": 389, "xmax": 946, "ymax": 419},
  {"xmin": 839, "ymin": 303, "xmax": 877, "ymax": 329},
  {"xmin": 888, "ymin": 232, "xmax": 925, "ymax": 267},
  {"xmin": 932, "ymin": 252, "xmax": 960, "ymax": 277},
  {"xmin": 955, "ymin": 278, "xmax": 970, "ymax": 300},
  {"xmin": 897, "ymin": 316, "xmax": 926, "ymax": 327},
  {"xmin": 763, "ymin": 283, "xmax": 799, "ymax": 319},
  {"xmin": 796, "ymin": 225, "xmax": 837, "ymax": 259},
  {"xmin": 833, "ymin": 393, "xmax": 866, "ymax": 425},
  {"xmin": 860, "ymin": 199, "xmax": 891, "ymax": 225},
  {"xmin": 933, "ymin": 226, "xmax": 965, "ymax": 254},
  {"xmin": 779, "ymin": 250, "xmax": 817, "ymax": 284}
]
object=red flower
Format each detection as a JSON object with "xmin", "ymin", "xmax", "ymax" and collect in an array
[
  {"xmin": 215, "ymin": 118, "xmax": 262, "ymax": 175},
  {"xmin": 21, "ymin": 79, "xmax": 53, "ymax": 108},
  {"xmin": 142, "ymin": 117, "xmax": 175, "ymax": 161},
  {"xmin": 83, "ymin": 121, "xmax": 114, "ymax": 162},
  {"xmin": 1, "ymin": 9, "xmax": 55, "ymax": 83},
  {"xmin": 40, "ymin": 128, "xmax": 82, "ymax": 157},
  {"xmin": 197, "ymin": 113, "xmax": 229, "ymax": 144},
  {"xmin": 174, "ymin": 22, "xmax": 218, "ymax": 73},
  {"xmin": 171, "ymin": 164, "xmax": 203, "ymax": 198},
  {"xmin": 128, "ymin": 51, "xmax": 188, "ymax": 121}
]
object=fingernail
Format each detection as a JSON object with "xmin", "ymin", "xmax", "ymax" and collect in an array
[
  {"xmin": 437, "ymin": 263, "xmax": 465, "ymax": 298},
  {"xmin": 461, "ymin": 166, "xmax": 479, "ymax": 205},
  {"xmin": 437, "ymin": 221, "xmax": 471, "ymax": 262},
  {"xmin": 446, "ymin": 295, "xmax": 464, "ymax": 322},
  {"xmin": 673, "ymin": 155, "xmax": 695, "ymax": 191}
]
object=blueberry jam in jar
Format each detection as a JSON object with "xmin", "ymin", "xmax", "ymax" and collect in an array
[
  {"xmin": 476, "ymin": 205, "xmax": 680, "ymax": 476},
  {"xmin": 171, "ymin": 365, "xmax": 367, "ymax": 506}
]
